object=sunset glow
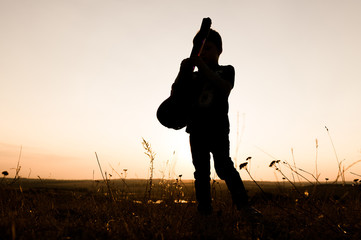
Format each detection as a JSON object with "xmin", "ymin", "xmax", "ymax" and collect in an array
[{"xmin": 1, "ymin": 0, "xmax": 361, "ymax": 181}]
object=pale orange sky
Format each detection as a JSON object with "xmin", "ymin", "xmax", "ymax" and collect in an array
[{"xmin": 1, "ymin": 0, "xmax": 361, "ymax": 181}]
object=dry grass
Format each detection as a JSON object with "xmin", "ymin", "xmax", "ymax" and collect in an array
[
  {"xmin": 2, "ymin": 133, "xmax": 361, "ymax": 239},
  {"xmin": 1, "ymin": 178, "xmax": 361, "ymax": 240}
]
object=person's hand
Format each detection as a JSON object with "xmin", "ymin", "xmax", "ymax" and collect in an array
[
  {"xmin": 180, "ymin": 58, "xmax": 194, "ymax": 72},
  {"xmin": 180, "ymin": 56, "xmax": 207, "ymax": 72},
  {"xmin": 189, "ymin": 56, "xmax": 207, "ymax": 70}
]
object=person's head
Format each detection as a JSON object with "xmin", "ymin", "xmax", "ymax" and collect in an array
[{"xmin": 193, "ymin": 29, "xmax": 223, "ymax": 67}]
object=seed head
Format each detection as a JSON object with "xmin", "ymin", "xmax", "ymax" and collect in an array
[
  {"xmin": 239, "ymin": 162, "xmax": 248, "ymax": 170},
  {"xmin": 269, "ymin": 160, "xmax": 280, "ymax": 167}
]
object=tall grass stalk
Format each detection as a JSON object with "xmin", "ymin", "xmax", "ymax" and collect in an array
[
  {"xmin": 142, "ymin": 138, "xmax": 156, "ymax": 200},
  {"xmin": 108, "ymin": 164, "xmax": 131, "ymax": 196},
  {"xmin": 281, "ymin": 160, "xmax": 318, "ymax": 185},
  {"xmin": 95, "ymin": 152, "xmax": 105, "ymax": 181},
  {"xmin": 350, "ymin": 171, "xmax": 361, "ymax": 178},
  {"xmin": 315, "ymin": 138, "xmax": 320, "ymax": 182},
  {"xmin": 239, "ymin": 158, "xmax": 266, "ymax": 196},
  {"xmin": 297, "ymin": 168, "xmax": 321, "ymax": 185},
  {"xmin": 325, "ymin": 126, "xmax": 345, "ymax": 184},
  {"xmin": 15, "ymin": 145, "xmax": 22, "ymax": 178},
  {"xmin": 95, "ymin": 152, "xmax": 114, "ymax": 201},
  {"xmin": 10, "ymin": 145, "xmax": 22, "ymax": 184},
  {"xmin": 291, "ymin": 148, "xmax": 300, "ymax": 183}
]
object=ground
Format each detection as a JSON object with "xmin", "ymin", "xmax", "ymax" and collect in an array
[{"xmin": 1, "ymin": 178, "xmax": 360, "ymax": 239}]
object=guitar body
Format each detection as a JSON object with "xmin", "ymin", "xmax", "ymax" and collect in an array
[
  {"xmin": 157, "ymin": 18, "xmax": 212, "ymax": 130},
  {"xmin": 156, "ymin": 96, "xmax": 188, "ymax": 130}
]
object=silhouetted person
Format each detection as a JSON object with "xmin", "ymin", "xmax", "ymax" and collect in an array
[{"xmin": 171, "ymin": 29, "xmax": 251, "ymax": 215}]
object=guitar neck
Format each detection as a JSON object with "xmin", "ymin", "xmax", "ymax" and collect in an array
[{"xmin": 190, "ymin": 18, "xmax": 212, "ymax": 57}]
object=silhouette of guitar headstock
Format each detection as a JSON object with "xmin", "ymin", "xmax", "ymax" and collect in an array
[{"xmin": 190, "ymin": 17, "xmax": 212, "ymax": 57}]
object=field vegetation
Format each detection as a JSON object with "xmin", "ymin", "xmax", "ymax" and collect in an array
[
  {"xmin": 1, "ymin": 176, "xmax": 361, "ymax": 239},
  {"xmin": 1, "ymin": 137, "xmax": 361, "ymax": 239}
]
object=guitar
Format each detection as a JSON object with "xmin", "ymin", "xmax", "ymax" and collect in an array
[{"xmin": 156, "ymin": 17, "xmax": 212, "ymax": 130}]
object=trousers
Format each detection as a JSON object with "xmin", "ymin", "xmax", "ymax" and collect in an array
[{"xmin": 189, "ymin": 131, "xmax": 249, "ymax": 209}]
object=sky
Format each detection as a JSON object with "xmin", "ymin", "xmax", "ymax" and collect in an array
[{"xmin": 1, "ymin": 0, "xmax": 361, "ymax": 182}]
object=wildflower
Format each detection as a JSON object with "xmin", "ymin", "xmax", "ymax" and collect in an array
[
  {"xmin": 269, "ymin": 161, "xmax": 276, "ymax": 167},
  {"xmin": 239, "ymin": 162, "xmax": 248, "ymax": 170},
  {"xmin": 269, "ymin": 160, "xmax": 280, "ymax": 167},
  {"xmin": 2, "ymin": 171, "xmax": 8, "ymax": 176}
]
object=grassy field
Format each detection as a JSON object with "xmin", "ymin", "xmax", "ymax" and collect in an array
[{"xmin": 1, "ymin": 177, "xmax": 361, "ymax": 240}]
